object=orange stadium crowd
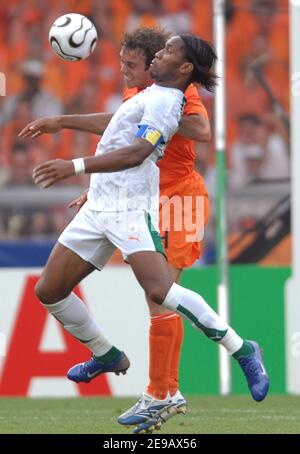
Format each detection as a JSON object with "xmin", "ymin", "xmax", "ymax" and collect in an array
[{"xmin": 0, "ymin": 0, "xmax": 290, "ymax": 255}]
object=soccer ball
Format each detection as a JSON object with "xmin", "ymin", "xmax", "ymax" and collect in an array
[{"xmin": 49, "ymin": 13, "xmax": 98, "ymax": 62}]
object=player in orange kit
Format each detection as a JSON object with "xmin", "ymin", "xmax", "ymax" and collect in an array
[{"xmin": 19, "ymin": 28, "xmax": 211, "ymax": 432}]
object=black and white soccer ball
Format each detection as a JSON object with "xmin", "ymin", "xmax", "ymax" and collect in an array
[{"xmin": 49, "ymin": 13, "xmax": 98, "ymax": 61}]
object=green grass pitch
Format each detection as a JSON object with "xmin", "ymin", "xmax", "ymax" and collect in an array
[{"xmin": 0, "ymin": 396, "xmax": 299, "ymax": 434}]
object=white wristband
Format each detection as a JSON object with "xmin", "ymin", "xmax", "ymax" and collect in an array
[{"xmin": 72, "ymin": 158, "xmax": 86, "ymax": 175}]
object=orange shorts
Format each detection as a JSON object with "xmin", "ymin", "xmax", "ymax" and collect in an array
[{"xmin": 159, "ymin": 172, "xmax": 209, "ymax": 269}]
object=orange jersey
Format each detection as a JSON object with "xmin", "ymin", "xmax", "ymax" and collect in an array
[
  {"xmin": 123, "ymin": 84, "xmax": 208, "ymax": 186},
  {"xmin": 159, "ymin": 173, "xmax": 210, "ymax": 268}
]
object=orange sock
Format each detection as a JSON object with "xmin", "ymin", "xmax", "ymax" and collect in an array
[
  {"xmin": 168, "ymin": 315, "xmax": 184, "ymax": 397},
  {"xmin": 147, "ymin": 313, "xmax": 178, "ymax": 400}
]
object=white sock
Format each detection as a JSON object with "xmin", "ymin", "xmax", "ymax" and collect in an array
[
  {"xmin": 42, "ymin": 292, "xmax": 113, "ymax": 357},
  {"xmin": 218, "ymin": 327, "xmax": 243, "ymax": 355},
  {"xmin": 162, "ymin": 283, "xmax": 243, "ymax": 353}
]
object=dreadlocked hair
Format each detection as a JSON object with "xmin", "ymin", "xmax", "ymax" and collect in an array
[
  {"xmin": 122, "ymin": 27, "xmax": 171, "ymax": 69},
  {"xmin": 180, "ymin": 34, "xmax": 218, "ymax": 92}
]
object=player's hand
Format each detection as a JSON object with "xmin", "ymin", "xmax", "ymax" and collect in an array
[
  {"xmin": 18, "ymin": 116, "xmax": 62, "ymax": 139},
  {"xmin": 68, "ymin": 190, "xmax": 88, "ymax": 211},
  {"xmin": 32, "ymin": 159, "xmax": 75, "ymax": 188}
]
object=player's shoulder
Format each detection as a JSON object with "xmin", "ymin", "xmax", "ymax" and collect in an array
[
  {"xmin": 184, "ymin": 83, "xmax": 201, "ymax": 100},
  {"xmin": 123, "ymin": 84, "xmax": 184, "ymax": 104},
  {"xmin": 147, "ymin": 84, "xmax": 184, "ymax": 103},
  {"xmin": 182, "ymin": 83, "xmax": 208, "ymax": 116},
  {"xmin": 123, "ymin": 86, "xmax": 140, "ymax": 102},
  {"xmin": 152, "ymin": 87, "xmax": 185, "ymax": 119}
]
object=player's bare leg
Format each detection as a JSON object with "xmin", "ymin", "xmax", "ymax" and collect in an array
[
  {"xmin": 35, "ymin": 242, "xmax": 130, "ymax": 381},
  {"xmin": 146, "ymin": 265, "xmax": 181, "ymax": 315},
  {"xmin": 36, "ymin": 242, "xmax": 95, "ymax": 304}
]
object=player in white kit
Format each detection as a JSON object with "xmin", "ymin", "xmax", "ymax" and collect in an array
[
  {"xmin": 30, "ymin": 34, "xmax": 269, "ymax": 431},
  {"xmin": 57, "ymin": 81, "xmax": 183, "ymax": 269}
]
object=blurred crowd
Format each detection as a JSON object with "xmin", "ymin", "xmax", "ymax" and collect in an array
[{"xmin": 0, "ymin": 0, "xmax": 290, "ymax": 249}]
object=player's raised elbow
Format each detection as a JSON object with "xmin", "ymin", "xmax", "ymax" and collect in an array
[
  {"xmin": 196, "ymin": 123, "xmax": 211, "ymax": 142},
  {"xmin": 179, "ymin": 115, "xmax": 211, "ymax": 142}
]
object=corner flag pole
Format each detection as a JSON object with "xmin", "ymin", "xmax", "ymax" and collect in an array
[{"xmin": 213, "ymin": 0, "xmax": 231, "ymax": 395}]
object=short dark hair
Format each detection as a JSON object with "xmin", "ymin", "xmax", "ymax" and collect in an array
[
  {"xmin": 121, "ymin": 27, "xmax": 170, "ymax": 69},
  {"xmin": 179, "ymin": 34, "xmax": 218, "ymax": 92}
]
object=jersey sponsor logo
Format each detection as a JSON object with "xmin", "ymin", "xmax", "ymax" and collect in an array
[{"xmin": 136, "ymin": 125, "xmax": 164, "ymax": 148}]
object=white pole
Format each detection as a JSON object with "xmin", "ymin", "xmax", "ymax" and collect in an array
[
  {"xmin": 213, "ymin": 0, "xmax": 231, "ymax": 395},
  {"xmin": 285, "ymin": 0, "xmax": 300, "ymax": 393}
]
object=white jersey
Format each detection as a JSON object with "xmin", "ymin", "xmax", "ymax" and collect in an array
[{"xmin": 86, "ymin": 84, "xmax": 185, "ymax": 213}]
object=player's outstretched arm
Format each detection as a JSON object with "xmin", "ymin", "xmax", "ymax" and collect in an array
[
  {"xmin": 18, "ymin": 117, "xmax": 63, "ymax": 138},
  {"xmin": 19, "ymin": 113, "xmax": 113, "ymax": 139},
  {"xmin": 32, "ymin": 139, "xmax": 153, "ymax": 188},
  {"xmin": 177, "ymin": 113, "xmax": 211, "ymax": 142}
]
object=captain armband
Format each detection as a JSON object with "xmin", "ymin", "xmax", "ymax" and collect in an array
[{"xmin": 136, "ymin": 125, "xmax": 165, "ymax": 149}]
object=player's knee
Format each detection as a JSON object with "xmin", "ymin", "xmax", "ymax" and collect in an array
[
  {"xmin": 147, "ymin": 299, "xmax": 173, "ymax": 316},
  {"xmin": 35, "ymin": 278, "xmax": 67, "ymax": 304},
  {"xmin": 146, "ymin": 286, "xmax": 168, "ymax": 305},
  {"xmin": 35, "ymin": 279, "xmax": 48, "ymax": 303},
  {"xmin": 35, "ymin": 279, "xmax": 53, "ymax": 304}
]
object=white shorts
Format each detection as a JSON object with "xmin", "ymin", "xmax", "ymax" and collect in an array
[{"xmin": 58, "ymin": 206, "xmax": 164, "ymax": 270}]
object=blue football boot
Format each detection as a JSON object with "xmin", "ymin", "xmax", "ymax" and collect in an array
[
  {"xmin": 238, "ymin": 341, "xmax": 269, "ymax": 402},
  {"xmin": 67, "ymin": 351, "xmax": 130, "ymax": 383},
  {"xmin": 133, "ymin": 390, "xmax": 187, "ymax": 434},
  {"xmin": 118, "ymin": 392, "xmax": 172, "ymax": 427}
]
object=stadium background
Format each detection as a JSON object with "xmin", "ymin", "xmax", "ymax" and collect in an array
[{"xmin": 0, "ymin": 0, "xmax": 292, "ymax": 401}]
